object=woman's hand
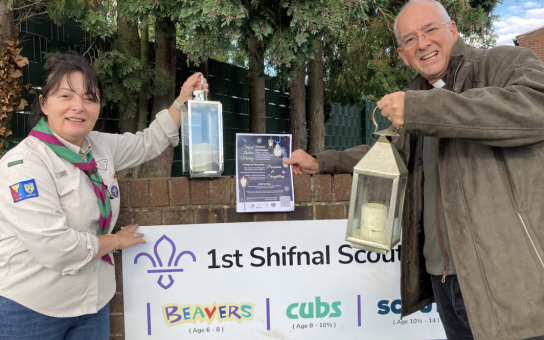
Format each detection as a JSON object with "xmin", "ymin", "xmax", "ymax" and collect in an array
[
  {"xmin": 115, "ymin": 224, "xmax": 146, "ymax": 250},
  {"xmin": 169, "ymin": 72, "xmax": 210, "ymax": 128},
  {"xmin": 93, "ymin": 224, "xmax": 146, "ymax": 261},
  {"xmin": 177, "ymin": 72, "xmax": 209, "ymax": 104}
]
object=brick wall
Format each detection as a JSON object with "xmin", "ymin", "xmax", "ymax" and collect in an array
[
  {"xmin": 517, "ymin": 27, "xmax": 544, "ymax": 61},
  {"xmin": 110, "ymin": 174, "xmax": 352, "ymax": 339}
]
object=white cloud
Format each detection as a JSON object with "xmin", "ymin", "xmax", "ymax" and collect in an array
[
  {"xmin": 526, "ymin": 8, "xmax": 544, "ymax": 17},
  {"xmin": 507, "ymin": 5, "xmax": 524, "ymax": 13},
  {"xmin": 493, "ymin": 7, "xmax": 544, "ymax": 45},
  {"xmin": 524, "ymin": 2, "xmax": 540, "ymax": 7},
  {"xmin": 496, "ymin": 33, "xmax": 519, "ymax": 45}
]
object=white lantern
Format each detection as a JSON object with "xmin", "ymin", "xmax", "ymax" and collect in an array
[
  {"xmin": 182, "ymin": 75, "xmax": 224, "ymax": 177},
  {"xmin": 345, "ymin": 107, "xmax": 408, "ymax": 254}
]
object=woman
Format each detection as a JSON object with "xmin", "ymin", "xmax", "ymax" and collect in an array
[{"xmin": 0, "ymin": 52, "xmax": 207, "ymax": 339}]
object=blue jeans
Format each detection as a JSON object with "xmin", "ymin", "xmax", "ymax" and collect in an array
[
  {"xmin": 431, "ymin": 275, "xmax": 544, "ymax": 340},
  {"xmin": 0, "ymin": 296, "xmax": 109, "ymax": 340}
]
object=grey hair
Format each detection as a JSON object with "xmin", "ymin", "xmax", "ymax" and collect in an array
[{"xmin": 394, "ymin": 0, "xmax": 451, "ymax": 46}]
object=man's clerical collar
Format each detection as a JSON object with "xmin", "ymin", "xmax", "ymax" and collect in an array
[
  {"xmin": 431, "ymin": 75, "xmax": 448, "ymax": 89},
  {"xmin": 432, "ymin": 78, "xmax": 446, "ymax": 88}
]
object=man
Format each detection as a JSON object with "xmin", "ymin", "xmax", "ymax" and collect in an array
[{"xmin": 284, "ymin": 1, "xmax": 544, "ymax": 339}]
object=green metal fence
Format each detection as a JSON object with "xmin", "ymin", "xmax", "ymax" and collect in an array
[
  {"xmin": 326, "ymin": 102, "xmax": 365, "ymax": 151},
  {"xmin": 13, "ymin": 17, "xmax": 379, "ymax": 176}
]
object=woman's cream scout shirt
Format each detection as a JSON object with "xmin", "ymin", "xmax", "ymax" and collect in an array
[{"xmin": 0, "ymin": 110, "xmax": 179, "ymax": 317}]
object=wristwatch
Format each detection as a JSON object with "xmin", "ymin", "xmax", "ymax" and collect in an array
[{"xmin": 173, "ymin": 99, "xmax": 186, "ymax": 112}]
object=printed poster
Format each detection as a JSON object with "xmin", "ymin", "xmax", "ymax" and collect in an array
[{"xmin": 235, "ymin": 133, "xmax": 295, "ymax": 213}]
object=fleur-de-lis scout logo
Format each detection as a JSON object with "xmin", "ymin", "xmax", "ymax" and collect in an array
[
  {"xmin": 10, "ymin": 179, "xmax": 39, "ymax": 203},
  {"xmin": 134, "ymin": 235, "xmax": 196, "ymax": 290}
]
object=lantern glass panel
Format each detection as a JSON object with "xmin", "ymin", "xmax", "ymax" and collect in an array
[
  {"xmin": 391, "ymin": 176, "xmax": 407, "ymax": 245},
  {"xmin": 182, "ymin": 101, "xmax": 223, "ymax": 176},
  {"xmin": 191, "ymin": 102, "xmax": 220, "ymax": 172},
  {"xmin": 182, "ymin": 112, "xmax": 190, "ymax": 174},
  {"xmin": 351, "ymin": 175, "xmax": 393, "ymax": 246}
]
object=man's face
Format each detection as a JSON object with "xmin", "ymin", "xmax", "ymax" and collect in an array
[{"xmin": 396, "ymin": 1, "xmax": 459, "ymax": 83}]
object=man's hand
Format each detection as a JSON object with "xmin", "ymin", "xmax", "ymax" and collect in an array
[
  {"xmin": 284, "ymin": 149, "xmax": 319, "ymax": 175},
  {"xmin": 377, "ymin": 92, "xmax": 405, "ymax": 129}
]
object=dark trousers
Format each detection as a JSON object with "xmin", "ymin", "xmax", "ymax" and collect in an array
[{"xmin": 430, "ymin": 275, "xmax": 544, "ymax": 340}]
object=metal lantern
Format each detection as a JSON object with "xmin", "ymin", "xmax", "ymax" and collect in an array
[
  {"xmin": 181, "ymin": 75, "xmax": 224, "ymax": 177},
  {"xmin": 345, "ymin": 107, "xmax": 408, "ymax": 254}
]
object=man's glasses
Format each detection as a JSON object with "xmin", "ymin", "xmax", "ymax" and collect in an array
[{"xmin": 401, "ymin": 21, "xmax": 451, "ymax": 49}]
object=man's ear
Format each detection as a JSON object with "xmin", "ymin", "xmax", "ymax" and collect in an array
[
  {"xmin": 397, "ymin": 47, "xmax": 410, "ymax": 66},
  {"xmin": 449, "ymin": 21, "xmax": 459, "ymax": 40}
]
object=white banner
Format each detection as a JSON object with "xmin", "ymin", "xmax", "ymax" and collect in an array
[{"xmin": 122, "ymin": 220, "xmax": 446, "ymax": 340}]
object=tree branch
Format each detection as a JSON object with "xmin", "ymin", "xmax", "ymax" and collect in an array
[{"xmin": 15, "ymin": 11, "xmax": 49, "ymax": 27}]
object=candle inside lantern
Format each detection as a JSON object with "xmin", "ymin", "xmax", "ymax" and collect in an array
[
  {"xmin": 192, "ymin": 142, "xmax": 216, "ymax": 171},
  {"xmin": 359, "ymin": 203, "xmax": 388, "ymax": 244}
]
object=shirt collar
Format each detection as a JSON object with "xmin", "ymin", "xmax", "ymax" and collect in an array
[
  {"xmin": 431, "ymin": 75, "xmax": 448, "ymax": 89},
  {"xmin": 49, "ymin": 126, "xmax": 92, "ymax": 158},
  {"xmin": 431, "ymin": 79, "xmax": 446, "ymax": 88}
]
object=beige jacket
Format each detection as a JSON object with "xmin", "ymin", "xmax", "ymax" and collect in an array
[
  {"xmin": 316, "ymin": 38, "xmax": 544, "ymax": 340},
  {"xmin": 0, "ymin": 110, "xmax": 179, "ymax": 317}
]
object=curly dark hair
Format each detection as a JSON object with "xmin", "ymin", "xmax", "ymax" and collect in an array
[{"xmin": 31, "ymin": 51, "xmax": 103, "ymax": 127}]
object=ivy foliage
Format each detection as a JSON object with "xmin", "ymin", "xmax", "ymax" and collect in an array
[{"xmin": 0, "ymin": 28, "xmax": 29, "ymax": 156}]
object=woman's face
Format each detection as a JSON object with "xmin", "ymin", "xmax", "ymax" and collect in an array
[{"xmin": 40, "ymin": 72, "xmax": 100, "ymax": 147}]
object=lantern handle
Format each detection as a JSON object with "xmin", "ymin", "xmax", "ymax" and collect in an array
[
  {"xmin": 193, "ymin": 73, "xmax": 207, "ymax": 101},
  {"xmin": 372, "ymin": 106, "xmax": 400, "ymax": 140},
  {"xmin": 372, "ymin": 105, "xmax": 379, "ymax": 132}
]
